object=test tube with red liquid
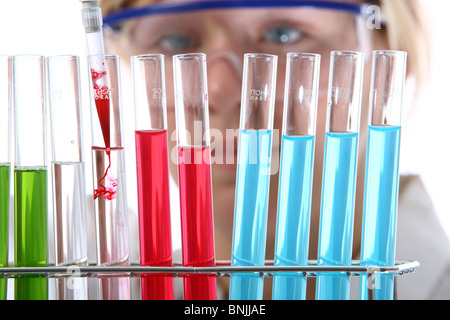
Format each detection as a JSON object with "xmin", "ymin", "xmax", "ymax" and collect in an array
[
  {"xmin": 173, "ymin": 53, "xmax": 216, "ymax": 300},
  {"xmin": 132, "ymin": 54, "xmax": 174, "ymax": 300},
  {"xmin": 88, "ymin": 54, "xmax": 130, "ymax": 300}
]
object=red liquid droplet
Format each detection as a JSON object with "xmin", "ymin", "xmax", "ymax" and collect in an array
[
  {"xmin": 91, "ymin": 69, "xmax": 115, "ymax": 201},
  {"xmin": 93, "ymin": 149, "xmax": 117, "ymax": 201},
  {"xmin": 91, "ymin": 68, "xmax": 111, "ymax": 149}
]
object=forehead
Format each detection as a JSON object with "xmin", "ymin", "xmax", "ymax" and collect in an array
[{"xmin": 130, "ymin": 5, "xmax": 354, "ymax": 30}]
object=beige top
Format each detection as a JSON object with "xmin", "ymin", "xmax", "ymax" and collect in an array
[{"xmin": 394, "ymin": 175, "xmax": 450, "ymax": 300}]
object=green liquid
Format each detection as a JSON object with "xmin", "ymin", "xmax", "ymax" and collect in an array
[
  {"xmin": 14, "ymin": 167, "xmax": 48, "ymax": 300},
  {"xmin": 0, "ymin": 164, "xmax": 11, "ymax": 300}
]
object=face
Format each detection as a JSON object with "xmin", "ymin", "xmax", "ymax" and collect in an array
[{"xmin": 105, "ymin": 0, "xmax": 385, "ymax": 258}]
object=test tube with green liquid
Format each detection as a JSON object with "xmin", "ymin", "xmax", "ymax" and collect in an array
[{"xmin": 13, "ymin": 55, "xmax": 48, "ymax": 300}]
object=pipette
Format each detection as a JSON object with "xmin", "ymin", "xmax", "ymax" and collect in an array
[
  {"xmin": 80, "ymin": 0, "xmax": 106, "ymax": 56},
  {"xmin": 80, "ymin": 0, "xmax": 115, "ymax": 202},
  {"xmin": 81, "ymin": 2, "xmax": 131, "ymax": 300},
  {"xmin": 80, "ymin": 0, "xmax": 111, "ymax": 150}
]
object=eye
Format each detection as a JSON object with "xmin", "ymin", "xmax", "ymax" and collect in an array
[
  {"xmin": 158, "ymin": 34, "xmax": 197, "ymax": 53},
  {"xmin": 263, "ymin": 26, "xmax": 303, "ymax": 45}
]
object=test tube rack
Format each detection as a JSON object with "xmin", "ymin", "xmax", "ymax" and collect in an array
[{"xmin": 0, "ymin": 260, "xmax": 419, "ymax": 300}]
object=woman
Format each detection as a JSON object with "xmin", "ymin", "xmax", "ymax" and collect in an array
[{"xmin": 99, "ymin": 0, "xmax": 450, "ymax": 299}]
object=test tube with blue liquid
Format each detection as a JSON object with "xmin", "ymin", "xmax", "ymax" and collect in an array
[
  {"xmin": 272, "ymin": 53, "xmax": 321, "ymax": 300},
  {"xmin": 316, "ymin": 51, "xmax": 364, "ymax": 300},
  {"xmin": 230, "ymin": 53, "xmax": 277, "ymax": 300},
  {"xmin": 359, "ymin": 50, "xmax": 407, "ymax": 300}
]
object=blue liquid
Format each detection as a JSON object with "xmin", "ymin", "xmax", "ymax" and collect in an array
[
  {"xmin": 230, "ymin": 129, "xmax": 273, "ymax": 300},
  {"xmin": 359, "ymin": 126, "xmax": 401, "ymax": 300},
  {"xmin": 272, "ymin": 135, "xmax": 315, "ymax": 300},
  {"xmin": 316, "ymin": 132, "xmax": 359, "ymax": 300}
]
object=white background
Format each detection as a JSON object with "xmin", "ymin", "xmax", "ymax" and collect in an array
[{"xmin": 0, "ymin": 0, "xmax": 449, "ymax": 264}]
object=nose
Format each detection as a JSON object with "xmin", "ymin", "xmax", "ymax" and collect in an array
[{"xmin": 207, "ymin": 50, "xmax": 242, "ymax": 115}]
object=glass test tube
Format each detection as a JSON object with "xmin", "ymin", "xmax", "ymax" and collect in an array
[
  {"xmin": 173, "ymin": 53, "xmax": 216, "ymax": 300},
  {"xmin": 47, "ymin": 55, "xmax": 89, "ymax": 300},
  {"xmin": 88, "ymin": 55, "xmax": 130, "ymax": 300},
  {"xmin": 13, "ymin": 55, "xmax": 48, "ymax": 300},
  {"xmin": 316, "ymin": 51, "xmax": 364, "ymax": 300},
  {"xmin": 0, "ymin": 55, "xmax": 11, "ymax": 300},
  {"xmin": 359, "ymin": 51, "xmax": 407, "ymax": 300},
  {"xmin": 132, "ymin": 54, "xmax": 174, "ymax": 300},
  {"xmin": 272, "ymin": 53, "xmax": 320, "ymax": 300},
  {"xmin": 230, "ymin": 54, "xmax": 278, "ymax": 300}
]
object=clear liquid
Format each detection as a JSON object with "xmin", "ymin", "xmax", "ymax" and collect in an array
[
  {"xmin": 316, "ymin": 132, "xmax": 359, "ymax": 300},
  {"xmin": 230, "ymin": 129, "xmax": 273, "ymax": 300},
  {"xmin": 91, "ymin": 147, "xmax": 130, "ymax": 300},
  {"xmin": 52, "ymin": 161, "xmax": 89, "ymax": 300},
  {"xmin": 359, "ymin": 126, "xmax": 401, "ymax": 300},
  {"xmin": 272, "ymin": 135, "xmax": 315, "ymax": 300}
]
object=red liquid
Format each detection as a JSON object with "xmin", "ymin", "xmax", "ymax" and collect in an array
[
  {"xmin": 178, "ymin": 146, "xmax": 216, "ymax": 300},
  {"xmin": 91, "ymin": 69, "xmax": 115, "ymax": 201},
  {"xmin": 135, "ymin": 130, "xmax": 174, "ymax": 300},
  {"xmin": 92, "ymin": 147, "xmax": 117, "ymax": 201}
]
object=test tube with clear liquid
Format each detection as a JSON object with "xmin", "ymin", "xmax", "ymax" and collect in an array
[
  {"xmin": 48, "ymin": 55, "xmax": 89, "ymax": 300},
  {"xmin": 272, "ymin": 53, "xmax": 320, "ymax": 300},
  {"xmin": 229, "ymin": 54, "xmax": 278, "ymax": 300},
  {"xmin": 88, "ymin": 54, "xmax": 130, "ymax": 300},
  {"xmin": 316, "ymin": 51, "xmax": 364, "ymax": 300},
  {"xmin": 0, "ymin": 55, "xmax": 11, "ymax": 300},
  {"xmin": 359, "ymin": 50, "xmax": 407, "ymax": 300},
  {"xmin": 13, "ymin": 55, "xmax": 48, "ymax": 300},
  {"xmin": 132, "ymin": 54, "xmax": 174, "ymax": 300},
  {"xmin": 173, "ymin": 53, "xmax": 216, "ymax": 300}
]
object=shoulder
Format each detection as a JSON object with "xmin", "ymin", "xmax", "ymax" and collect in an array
[{"xmin": 396, "ymin": 175, "xmax": 450, "ymax": 299}]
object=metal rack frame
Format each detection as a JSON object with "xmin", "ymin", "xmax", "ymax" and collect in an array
[
  {"xmin": 0, "ymin": 260, "xmax": 419, "ymax": 300},
  {"xmin": 0, "ymin": 260, "xmax": 419, "ymax": 277}
]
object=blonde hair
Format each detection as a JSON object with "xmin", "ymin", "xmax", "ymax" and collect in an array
[
  {"xmin": 100, "ymin": 0, "xmax": 158, "ymax": 15},
  {"xmin": 381, "ymin": 0, "xmax": 430, "ymax": 93},
  {"xmin": 100, "ymin": 0, "xmax": 430, "ymax": 88}
]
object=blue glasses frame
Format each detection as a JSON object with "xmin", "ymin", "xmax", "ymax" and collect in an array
[{"xmin": 103, "ymin": 0, "xmax": 379, "ymax": 27}]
